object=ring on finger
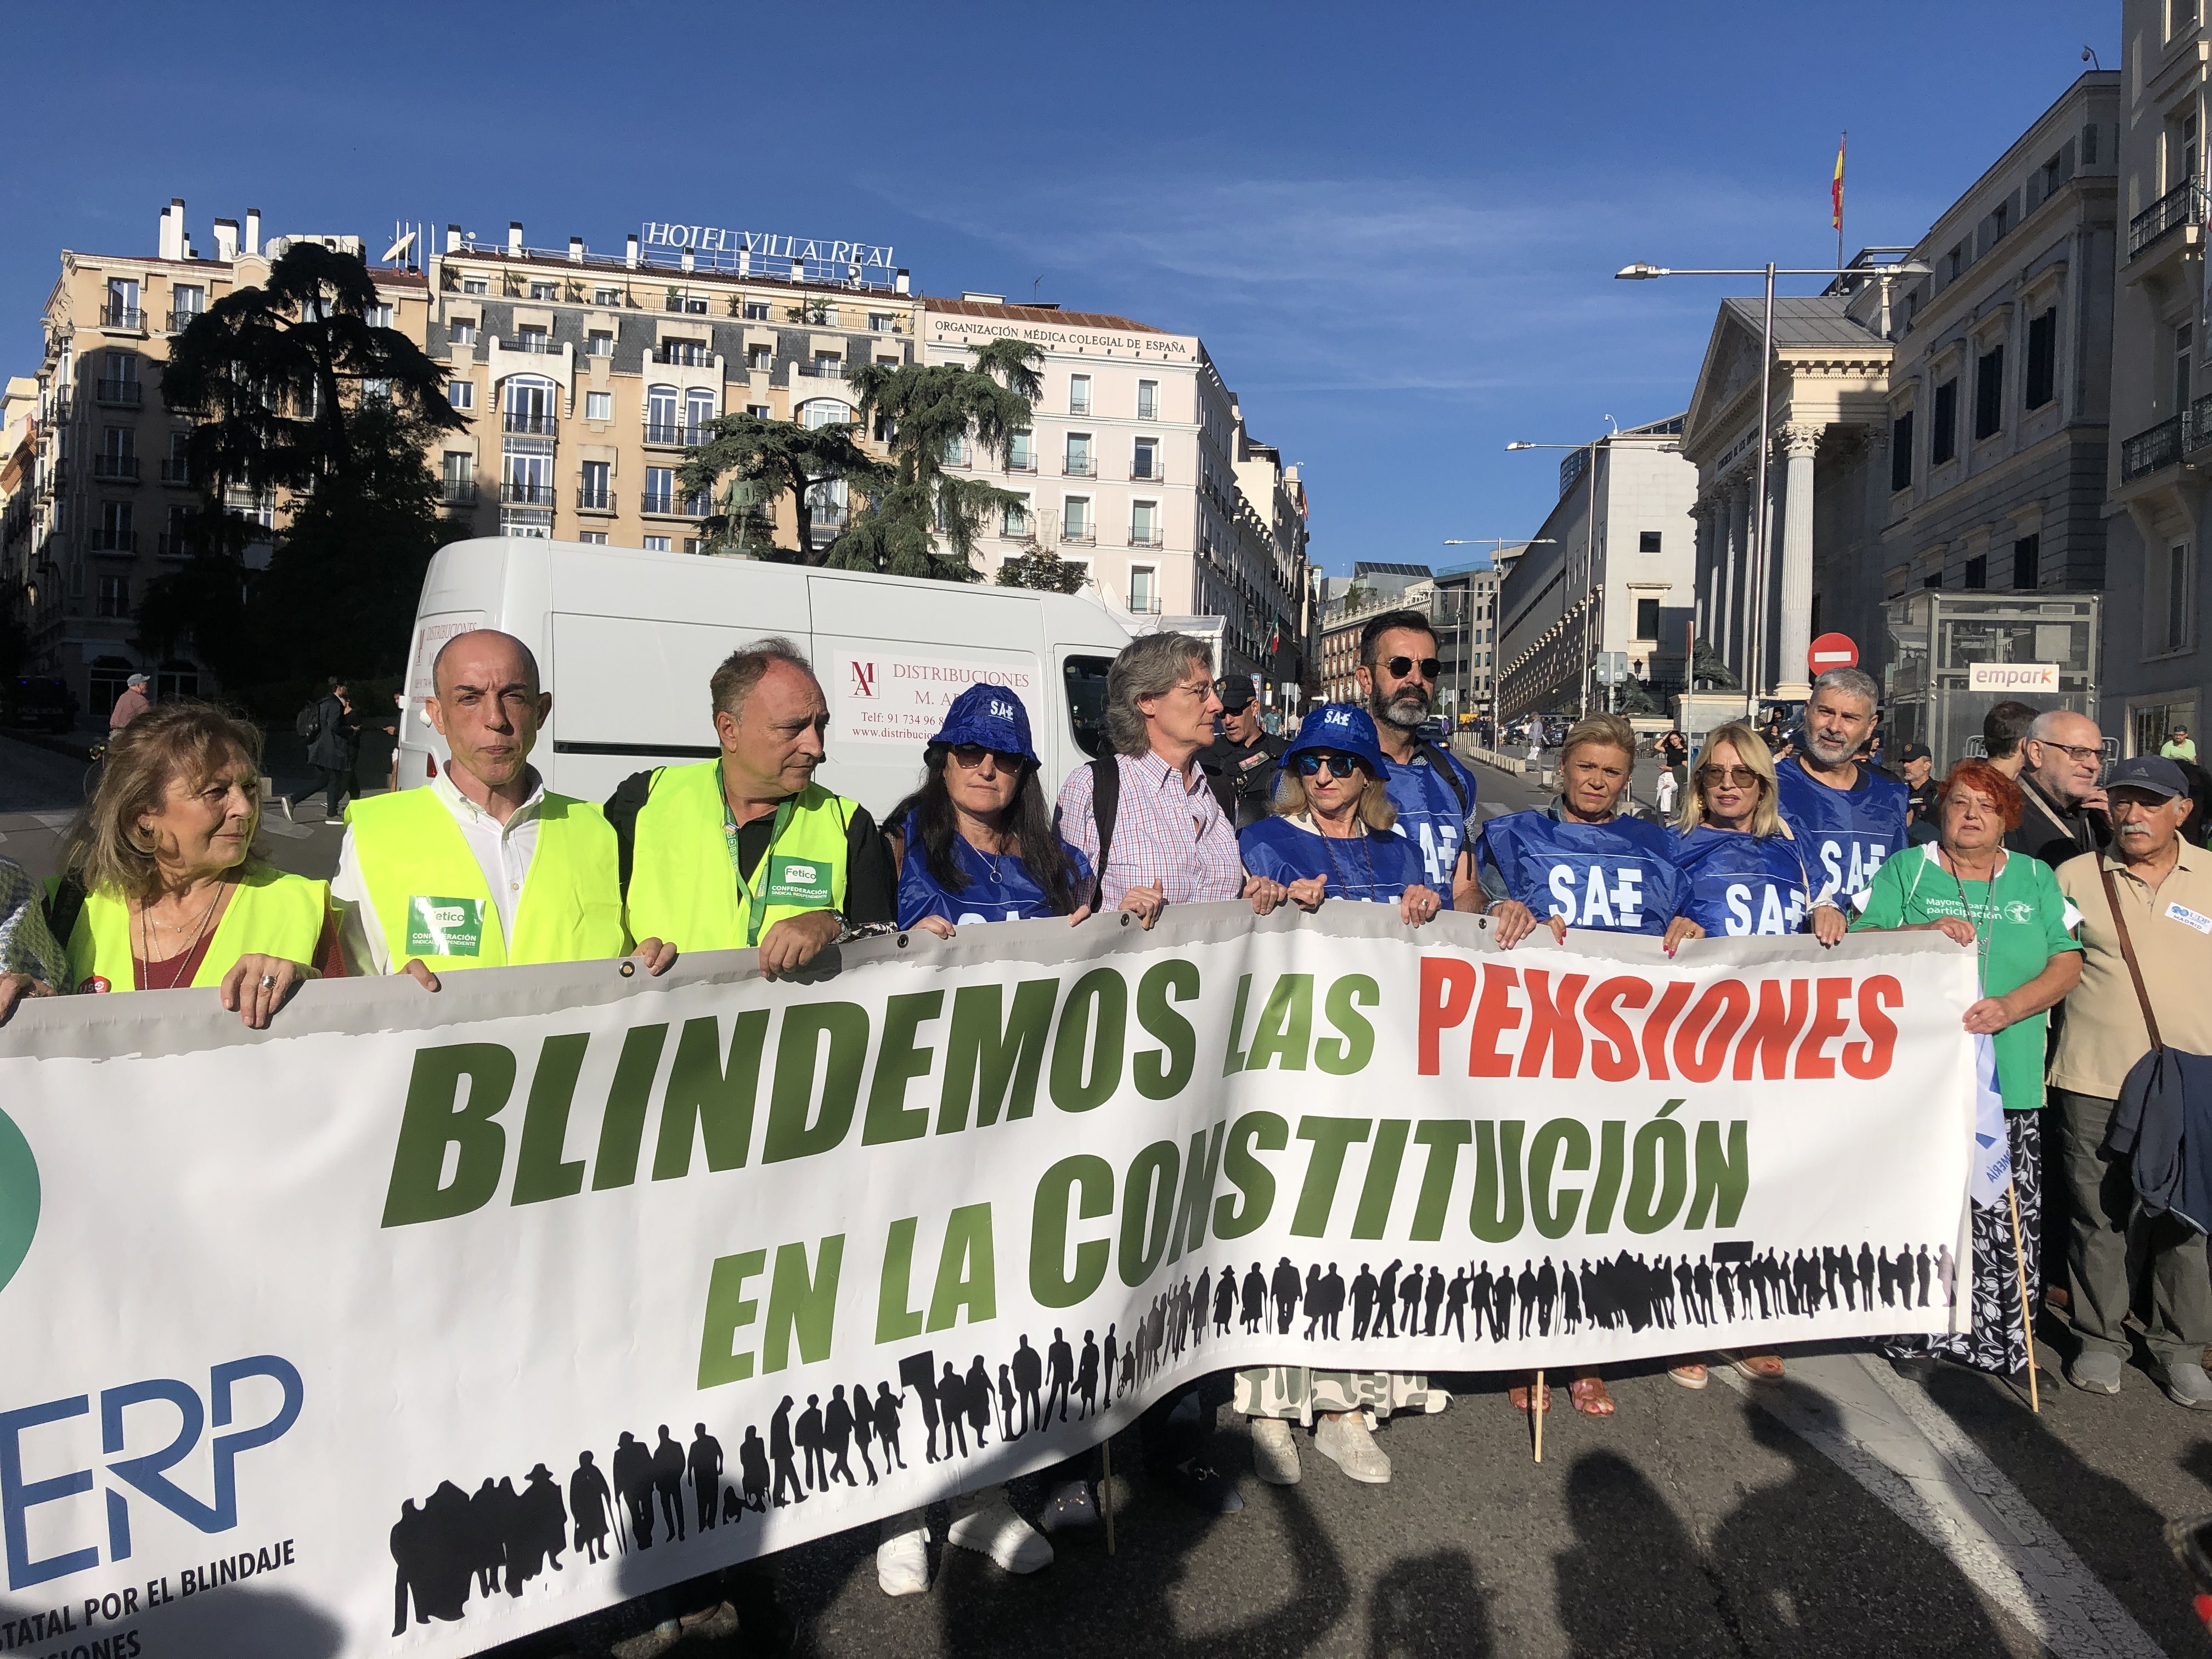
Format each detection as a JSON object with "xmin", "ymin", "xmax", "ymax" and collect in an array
[{"xmin": 259, "ymin": 973, "xmax": 276, "ymax": 989}]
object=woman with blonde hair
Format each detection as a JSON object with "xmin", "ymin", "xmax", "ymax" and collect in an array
[
  {"xmin": 1664, "ymin": 721, "xmax": 1846, "ymax": 1391},
  {"xmin": 46, "ymin": 701, "xmax": 340, "ymax": 1026}
]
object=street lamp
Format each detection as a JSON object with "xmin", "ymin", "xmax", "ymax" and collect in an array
[
  {"xmin": 1443, "ymin": 537, "xmax": 1554, "ymax": 743},
  {"xmin": 1615, "ymin": 257, "xmax": 1928, "ymax": 706}
]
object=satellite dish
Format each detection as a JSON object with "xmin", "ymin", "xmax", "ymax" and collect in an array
[{"xmin": 381, "ymin": 228, "xmax": 416, "ymax": 264}]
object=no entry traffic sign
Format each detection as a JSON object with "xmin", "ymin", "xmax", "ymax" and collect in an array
[{"xmin": 1809, "ymin": 631, "xmax": 1859, "ymax": 674}]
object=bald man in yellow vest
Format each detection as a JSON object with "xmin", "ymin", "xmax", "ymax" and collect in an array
[{"xmin": 332, "ymin": 629, "xmax": 674, "ymax": 987}]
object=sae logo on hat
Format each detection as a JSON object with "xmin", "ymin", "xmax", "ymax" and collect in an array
[{"xmin": 1322, "ymin": 707, "xmax": 1353, "ymax": 727}]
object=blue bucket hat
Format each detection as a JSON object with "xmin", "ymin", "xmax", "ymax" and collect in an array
[
  {"xmin": 1281, "ymin": 702, "xmax": 1387, "ymax": 775},
  {"xmin": 928, "ymin": 682, "xmax": 1037, "ymax": 766}
]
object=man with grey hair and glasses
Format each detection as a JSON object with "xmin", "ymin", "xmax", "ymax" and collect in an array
[
  {"xmin": 1773, "ymin": 667, "xmax": 1910, "ymax": 906},
  {"xmin": 2011, "ymin": 708, "xmax": 2111, "ymax": 870}
]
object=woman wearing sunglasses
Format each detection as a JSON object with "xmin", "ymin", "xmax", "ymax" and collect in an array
[
  {"xmin": 1474, "ymin": 712, "xmax": 1700, "ymax": 1420},
  {"xmin": 1663, "ymin": 721, "xmax": 1846, "ymax": 1391},
  {"xmin": 889, "ymin": 684, "xmax": 1093, "ymax": 938},
  {"xmin": 1234, "ymin": 703, "xmax": 1445, "ymax": 926},
  {"xmin": 1232, "ymin": 702, "xmax": 1449, "ymax": 1487}
]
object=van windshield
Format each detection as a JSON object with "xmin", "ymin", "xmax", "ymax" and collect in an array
[{"xmin": 1062, "ymin": 654, "xmax": 1114, "ymax": 759}]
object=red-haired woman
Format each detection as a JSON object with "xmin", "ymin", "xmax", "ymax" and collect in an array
[{"xmin": 1849, "ymin": 759, "xmax": 2080, "ymax": 1380}]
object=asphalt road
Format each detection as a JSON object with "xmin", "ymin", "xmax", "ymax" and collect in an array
[{"xmin": 13, "ymin": 744, "xmax": 2211, "ymax": 1658}]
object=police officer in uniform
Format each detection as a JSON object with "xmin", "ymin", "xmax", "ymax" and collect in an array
[
  {"xmin": 608, "ymin": 637, "xmax": 897, "ymax": 975},
  {"xmin": 1199, "ymin": 678, "xmax": 1287, "ymax": 829},
  {"xmin": 334, "ymin": 629, "xmax": 672, "ymax": 985}
]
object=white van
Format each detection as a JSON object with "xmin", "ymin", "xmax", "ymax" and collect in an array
[{"xmin": 394, "ymin": 537, "xmax": 1180, "ymax": 817}]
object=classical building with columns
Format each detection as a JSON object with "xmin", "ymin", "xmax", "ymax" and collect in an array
[{"xmin": 1680, "ymin": 71, "xmax": 2118, "ymax": 707}]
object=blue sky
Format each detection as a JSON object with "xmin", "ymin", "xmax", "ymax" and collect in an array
[{"xmin": 3, "ymin": 0, "xmax": 2117, "ymax": 577}]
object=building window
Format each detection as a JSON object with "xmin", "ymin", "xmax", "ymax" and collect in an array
[
  {"xmin": 527, "ymin": 282, "xmax": 556, "ymax": 301},
  {"xmin": 1069, "ymin": 375, "xmax": 1091, "ymax": 416},
  {"xmin": 646, "ymin": 386, "xmax": 679, "ymax": 442},
  {"xmin": 1063, "ymin": 497, "xmax": 1092, "ymax": 543},
  {"xmin": 1137, "ymin": 380, "xmax": 1158, "ymax": 420},
  {"xmin": 462, "ymin": 277, "xmax": 488, "ymax": 296},
  {"xmin": 579, "ymin": 531, "xmax": 608, "ymax": 544},
  {"xmin": 748, "ymin": 345, "xmax": 772, "ymax": 373},
  {"xmin": 743, "ymin": 301, "xmax": 770, "ymax": 321},
  {"xmin": 585, "ymin": 391, "xmax": 611, "ymax": 422},
  {"xmin": 1930, "ymin": 379, "xmax": 1958, "ymax": 464},
  {"xmin": 2152, "ymin": 542, "xmax": 2197, "ymax": 655},
  {"xmin": 747, "ymin": 404, "xmax": 771, "ymax": 419},
  {"xmin": 170, "ymin": 285, "xmax": 204, "ymax": 330},
  {"xmin": 643, "ymin": 535, "xmax": 671, "ymax": 552},
  {"xmin": 1008, "ymin": 430, "xmax": 1034, "ymax": 472},
  {"xmin": 504, "ymin": 375, "xmax": 555, "ymax": 431},
  {"xmin": 944, "ymin": 433, "xmax": 970, "ymax": 466},
  {"xmin": 2024, "ymin": 308, "xmax": 2057, "ymax": 409},
  {"xmin": 685, "ymin": 387, "xmax": 716, "ymax": 441},
  {"xmin": 1889, "ymin": 409, "xmax": 1915, "ymax": 491},
  {"xmin": 869, "ymin": 312, "xmax": 897, "ymax": 332},
  {"xmin": 442, "ymin": 453, "xmax": 473, "ymax": 500},
  {"xmin": 1131, "ymin": 500, "xmax": 1160, "ymax": 548},
  {"xmin": 450, "ymin": 318, "xmax": 478, "ymax": 346},
  {"xmin": 96, "ymin": 575, "xmax": 129, "ymax": 618},
  {"xmin": 2012, "ymin": 534, "xmax": 2041, "ymax": 589},
  {"xmin": 809, "ymin": 352, "xmax": 842, "ymax": 379},
  {"xmin": 581, "ymin": 459, "xmax": 611, "ymax": 509},
  {"xmin": 1004, "ymin": 495, "xmax": 1031, "ymax": 537},
  {"xmin": 364, "ymin": 303, "xmax": 394, "ymax": 329},
  {"xmin": 1132, "ymin": 437, "xmax": 1159, "ymax": 481},
  {"xmin": 2179, "ymin": 323, "xmax": 2196, "ymax": 423},
  {"xmin": 1973, "ymin": 345, "xmax": 2004, "ymax": 439},
  {"xmin": 1634, "ymin": 597, "xmax": 1661, "ymax": 638},
  {"xmin": 1065, "ymin": 433, "xmax": 1093, "ymax": 477},
  {"xmin": 644, "ymin": 466, "xmax": 674, "ymax": 514},
  {"xmin": 1963, "ymin": 554, "xmax": 1987, "ymax": 589},
  {"xmin": 594, "ymin": 287, "xmax": 622, "ymax": 307},
  {"xmin": 448, "ymin": 379, "xmax": 475, "ymax": 410},
  {"xmin": 2175, "ymin": 0, "xmax": 2200, "ymax": 38},
  {"xmin": 800, "ymin": 399, "xmax": 851, "ymax": 431},
  {"xmin": 1637, "ymin": 531, "xmax": 1662, "ymax": 554},
  {"xmin": 105, "ymin": 278, "xmax": 140, "ymax": 326},
  {"xmin": 587, "ymin": 331, "xmax": 613, "ymax": 357},
  {"xmin": 1129, "ymin": 566, "xmax": 1158, "ymax": 613}
]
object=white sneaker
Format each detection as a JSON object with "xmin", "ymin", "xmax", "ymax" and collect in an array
[
  {"xmin": 946, "ymin": 1488, "xmax": 1053, "ymax": 1573},
  {"xmin": 1249, "ymin": 1416, "xmax": 1301, "ymax": 1485},
  {"xmin": 1312, "ymin": 1413, "xmax": 1391, "ymax": 1484},
  {"xmin": 876, "ymin": 1511, "xmax": 930, "ymax": 1596},
  {"xmin": 278, "ymin": 797, "xmax": 295, "ymax": 824}
]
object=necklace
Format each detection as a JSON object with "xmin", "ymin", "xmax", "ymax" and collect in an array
[
  {"xmin": 1942, "ymin": 848, "xmax": 1999, "ymax": 990},
  {"xmin": 1309, "ymin": 815, "xmax": 1379, "ymax": 900},
  {"xmin": 135, "ymin": 880, "xmax": 225, "ymax": 992}
]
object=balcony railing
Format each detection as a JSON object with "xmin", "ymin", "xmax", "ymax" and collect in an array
[
  {"xmin": 653, "ymin": 346, "xmax": 712, "ymax": 366},
  {"xmin": 48, "ymin": 394, "xmax": 71, "ymax": 423},
  {"xmin": 1128, "ymin": 528, "xmax": 1165, "ymax": 549},
  {"xmin": 1126, "ymin": 596, "xmax": 1164, "ymax": 614},
  {"xmin": 797, "ymin": 362, "xmax": 844, "ymax": 378},
  {"xmin": 1062, "ymin": 456, "xmax": 1096, "ymax": 477},
  {"xmin": 2130, "ymin": 179, "xmax": 2207, "ymax": 259},
  {"xmin": 95, "ymin": 379, "xmax": 143, "ymax": 406},
  {"xmin": 2123, "ymin": 415, "xmax": 2185, "ymax": 482},
  {"xmin": 1060, "ymin": 526, "xmax": 1096, "ymax": 546},
  {"xmin": 507, "ymin": 334, "xmax": 557, "ymax": 354},
  {"xmin": 1007, "ymin": 453, "xmax": 1037, "ymax": 472},
  {"xmin": 578, "ymin": 486, "xmax": 615, "ymax": 512},
  {"xmin": 811, "ymin": 506, "xmax": 850, "ymax": 531},
  {"xmin": 503, "ymin": 411, "xmax": 557, "ymax": 434},
  {"xmin": 156, "ymin": 534, "xmax": 195, "ymax": 558},
  {"xmin": 500, "ymin": 481, "xmax": 556, "ymax": 505},
  {"xmin": 644, "ymin": 422, "xmax": 710, "ymax": 446},
  {"xmin": 1137, "ymin": 400, "xmax": 1158, "ymax": 421},
  {"xmin": 89, "ymin": 530, "xmax": 137, "ymax": 552},
  {"xmin": 439, "ymin": 481, "xmax": 478, "ymax": 505},
  {"xmin": 99, "ymin": 304, "xmax": 143, "ymax": 330},
  {"xmin": 641, "ymin": 492, "xmax": 675, "ymax": 515},
  {"xmin": 166, "ymin": 309, "xmax": 203, "ymax": 333},
  {"xmin": 160, "ymin": 458, "xmax": 193, "ymax": 485},
  {"xmin": 92, "ymin": 455, "xmax": 140, "ymax": 480},
  {"xmin": 1129, "ymin": 462, "xmax": 1163, "ymax": 482},
  {"xmin": 1003, "ymin": 519, "xmax": 1034, "ymax": 541}
]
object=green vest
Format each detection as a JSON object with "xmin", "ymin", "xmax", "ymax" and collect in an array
[
  {"xmin": 55, "ymin": 867, "xmax": 331, "ymax": 993},
  {"xmin": 345, "ymin": 785, "xmax": 627, "ymax": 974},
  {"xmin": 623, "ymin": 762, "xmax": 852, "ymax": 952}
]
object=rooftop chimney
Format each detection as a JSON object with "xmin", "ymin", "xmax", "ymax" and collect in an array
[
  {"xmin": 568, "ymin": 236, "xmax": 584, "ymax": 263},
  {"xmin": 507, "ymin": 222, "xmax": 523, "ymax": 257},
  {"xmin": 625, "ymin": 234, "xmax": 639, "ymax": 270},
  {"xmin": 158, "ymin": 199, "xmax": 185, "ymax": 262},
  {"xmin": 244, "ymin": 209, "xmax": 262, "ymax": 255},
  {"xmin": 446, "ymin": 223, "xmax": 462, "ymax": 255},
  {"xmin": 895, "ymin": 268, "xmax": 910, "ymax": 296},
  {"xmin": 212, "ymin": 218, "xmax": 239, "ymax": 261}
]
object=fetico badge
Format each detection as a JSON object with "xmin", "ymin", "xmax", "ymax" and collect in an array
[{"xmin": 0, "ymin": 1104, "xmax": 36, "ymax": 1296}]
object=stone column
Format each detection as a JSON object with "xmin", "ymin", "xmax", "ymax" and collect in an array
[
  {"xmin": 1773, "ymin": 424, "xmax": 1822, "ymax": 701},
  {"xmin": 1690, "ymin": 501, "xmax": 1713, "ymax": 644},
  {"xmin": 1721, "ymin": 478, "xmax": 1748, "ymax": 681}
]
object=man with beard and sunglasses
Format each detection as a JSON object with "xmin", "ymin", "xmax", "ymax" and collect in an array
[
  {"xmin": 1773, "ymin": 667, "xmax": 1910, "ymax": 907},
  {"xmin": 1354, "ymin": 610, "xmax": 1481, "ymax": 911}
]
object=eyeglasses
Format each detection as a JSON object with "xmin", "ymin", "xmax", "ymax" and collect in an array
[
  {"xmin": 1382, "ymin": 656, "xmax": 1441, "ymax": 681},
  {"xmin": 2033, "ymin": 740, "xmax": 2102, "ymax": 764},
  {"xmin": 1166, "ymin": 679, "xmax": 1216, "ymax": 701},
  {"xmin": 949, "ymin": 744, "xmax": 1027, "ymax": 771},
  {"xmin": 1698, "ymin": 765, "xmax": 1763, "ymax": 788},
  {"xmin": 1294, "ymin": 752, "xmax": 1363, "ymax": 778}
]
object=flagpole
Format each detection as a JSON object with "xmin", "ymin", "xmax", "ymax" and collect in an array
[
  {"xmin": 2005, "ymin": 1179, "xmax": 2041, "ymax": 1413},
  {"xmin": 1835, "ymin": 131, "xmax": 1848, "ymax": 270}
]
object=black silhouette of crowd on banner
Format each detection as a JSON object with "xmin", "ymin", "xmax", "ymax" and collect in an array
[{"xmin": 390, "ymin": 1238, "xmax": 1954, "ymax": 1632}]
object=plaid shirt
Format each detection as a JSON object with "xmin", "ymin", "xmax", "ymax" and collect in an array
[{"xmin": 1056, "ymin": 751, "xmax": 1248, "ymax": 909}]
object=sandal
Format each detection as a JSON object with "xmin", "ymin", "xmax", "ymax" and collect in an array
[
  {"xmin": 1725, "ymin": 1353, "xmax": 1785, "ymax": 1381},
  {"xmin": 1668, "ymin": 1363, "xmax": 1709, "ymax": 1389},
  {"xmin": 1507, "ymin": 1383, "xmax": 1552, "ymax": 1412},
  {"xmin": 1568, "ymin": 1375, "xmax": 1616, "ymax": 1417}
]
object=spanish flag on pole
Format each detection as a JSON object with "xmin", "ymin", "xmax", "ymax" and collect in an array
[{"xmin": 1832, "ymin": 132, "xmax": 1847, "ymax": 231}]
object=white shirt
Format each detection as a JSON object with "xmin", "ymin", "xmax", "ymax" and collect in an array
[{"xmin": 331, "ymin": 769, "xmax": 548, "ymax": 974}]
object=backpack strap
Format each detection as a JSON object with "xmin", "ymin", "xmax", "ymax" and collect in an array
[
  {"xmin": 602, "ymin": 768, "xmax": 663, "ymax": 900},
  {"xmin": 2097, "ymin": 860, "xmax": 2165, "ymax": 1053},
  {"xmin": 1416, "ymin": 740, "xmax": 1471, "ymax": 817},
  {"xmin": 1088, "ymin": 755, "xmax": 1121, "ymax": 913},
  {"xmin": 41, "ymin": 874, "xmax": 87, "ymax": 958}
]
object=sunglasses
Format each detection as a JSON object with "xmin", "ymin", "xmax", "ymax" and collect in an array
[
  {"xmin": 1698, "ymin": 765, "xmax": 1763, "ymax": 788},
  {"xmin": 1295, "ymin": 752, "xmax": 1364, "ymax": 778},
  {"xmin": 949, "ymin": 744, "xmax": 1027, "ymax": 771},
  {"xmin": 1382, "ymin": 656, "xmax": 1441, "ymax": 680}
]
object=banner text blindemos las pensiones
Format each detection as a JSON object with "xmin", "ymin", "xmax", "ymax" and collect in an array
[{"xmin": 0, "ymin": 906, "xmax": 1975, "ymax": 1658}]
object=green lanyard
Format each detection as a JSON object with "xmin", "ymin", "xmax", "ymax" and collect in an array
[{"xmin": 722, "ymin": 781, "xmax": 796, "ymax": 950}]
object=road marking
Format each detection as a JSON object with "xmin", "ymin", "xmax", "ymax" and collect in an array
[{"xmin": 1717, "ymin": 1353, "xmax": 2168, "ymax": 1658}]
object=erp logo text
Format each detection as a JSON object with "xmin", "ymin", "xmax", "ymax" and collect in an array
[{"xmin": 1, "ymin": 1357, "xmax": 303, "ymax": 1590}]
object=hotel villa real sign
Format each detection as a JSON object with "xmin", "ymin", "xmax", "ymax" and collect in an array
[{"xmin": 641, "ymin": 220, "xmax": 895, "ymax": 274}]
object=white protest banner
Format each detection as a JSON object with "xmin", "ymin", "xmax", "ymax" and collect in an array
[{"xmin": 0, "ymin": 909, "xmax": 1974, "ymax": 1656}]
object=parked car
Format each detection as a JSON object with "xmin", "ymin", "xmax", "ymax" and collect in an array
[{"xmin": 5, "ymin": 677, "xmax": 77, "ymax": 733}]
